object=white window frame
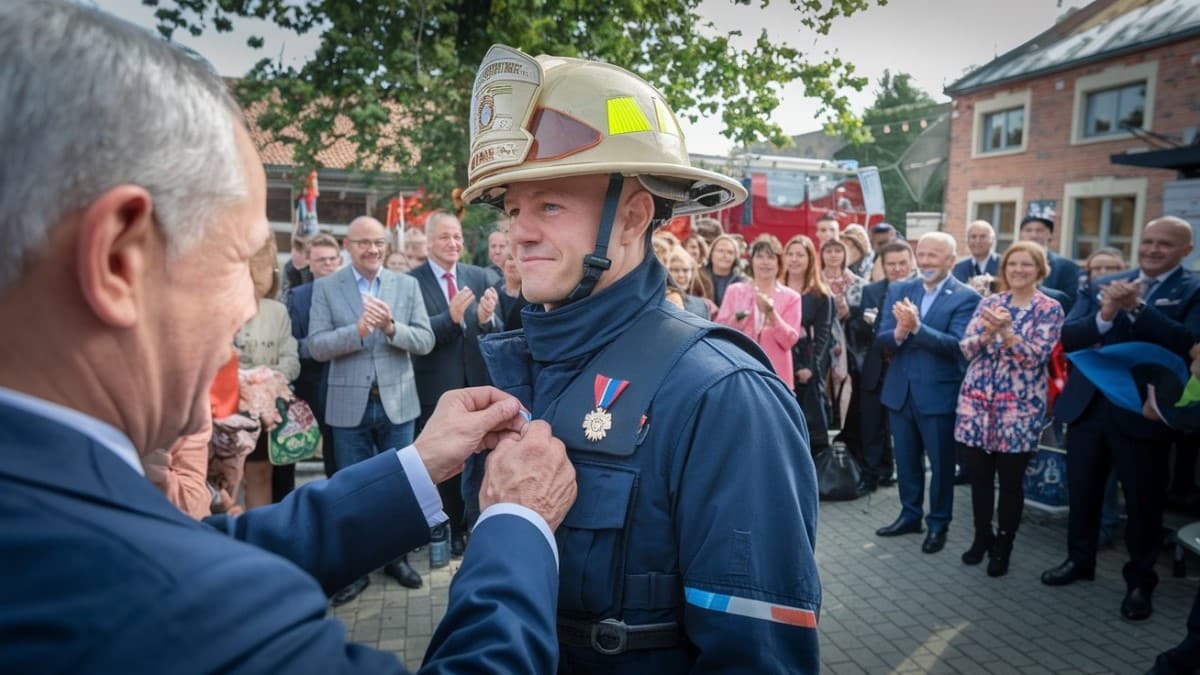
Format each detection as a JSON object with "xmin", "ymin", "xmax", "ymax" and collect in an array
[
  {"xmin": 966, "ymin": 186, "xmax": 1024, "ymax": 247},
  {"xmin": 1070, "ymin": 61, "xmax": 1158, "ymax": 146},
  {"xmin": 971, "ymin": 89, "xmax": 1031, "ymax": 159},
  {"xmin": 1060, "ymin": 177, "xmax": 1148, "ymax": 262}
]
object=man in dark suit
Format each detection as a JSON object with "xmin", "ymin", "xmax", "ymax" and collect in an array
[
  {"xmin": 849, "ymin": 240, "xmax": 914, "ymax": 491},
  {"xmin": 952, "ymin": 220, "xmax": 1000, "ymax": 283},
  {"xmin": 0, "ymin": 4, "xmax": 577, "ymax": 671},
  {"xmin": 874, "ymin": 233, "xmax": 982, "ymax": 553},
  {"xmin": 411, "ymin": 211, "xmax": 502, "ymax": 554},
  {"xmin": 1020, "ymin": 215, "xmax": 1081, "ymax": 308},
  {"xmin": 286, "ymin": 233, "xmax": 343, "ymax": 479},
  {"xmin": 1041, "ymin": 216, "xmax": 1200, "ymax": 622}
]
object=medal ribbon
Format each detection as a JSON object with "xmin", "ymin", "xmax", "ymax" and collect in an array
[{"xmin": 593, "ymin": 374, "xmax": 629, "ymax": 411}]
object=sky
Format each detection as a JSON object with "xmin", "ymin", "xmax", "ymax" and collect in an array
[{"xmin": 97, "ymin": 0, "xmax": 1070, "ymax": 155}]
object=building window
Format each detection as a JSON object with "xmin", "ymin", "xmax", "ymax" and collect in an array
[
  {"xmin": 981, "ymin": 107, "xmax": 1024, "ymax": 153},
  {"xmin": 266, "ymin": 186, "xmax": 293, "ymax": 223},
  {"xmin": 970, "ymin": 89, "xmax": 1030, "ymax": 159},
  {"xmin": 1070, "ymin": 61, "xmax": 1157, "ymax": 145},
  {"xmin": 974, "ymin": 201, "xmax": 1018, "ymax": 251},
  {"xmin": 1073, "ymin": 195, "xmax": 1136, "ymax": 260},
  {"xmin": 1083, "ymin": 83, "xmax": 1145, "ymax": 138}
]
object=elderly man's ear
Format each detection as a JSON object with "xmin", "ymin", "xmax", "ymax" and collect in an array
[{"xmin": 75, "ymin": 186, "xmax": 156, "ymax": 329}]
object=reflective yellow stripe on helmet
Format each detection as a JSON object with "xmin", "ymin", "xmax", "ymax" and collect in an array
[
  {"xmin": 653, "ymin": 99, "xmax": 680, "ymax": 137},
  {"xmin": 607, "ymin": 97, "xmax": 652, "ymax": 135}
]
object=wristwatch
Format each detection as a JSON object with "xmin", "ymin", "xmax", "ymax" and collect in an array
[{"xmin": 1130, "ymin": 299, "xmax": 1147, "ymax": 319}]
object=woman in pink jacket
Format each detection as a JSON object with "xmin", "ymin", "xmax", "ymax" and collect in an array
[{"xmin": 716, "ymin": 234, "xmax": 804, "ymax": 391}]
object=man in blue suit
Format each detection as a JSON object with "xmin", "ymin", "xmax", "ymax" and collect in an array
[
  {"xmin": 410, "ymin": 211, "xmax": 502, "ymax": 551},
  {"xmin": 951, "ymin": 220, "xmax": 1000, "ymax": 283},
  {"xmin": 875, "ymin": 233, "xmax": 981, "ymax": 553},
  {"xmin": 1041, "ymin": 216, "xmax": 1200, "ymax": 622},
  {"xmin": 0, "ymin": 4, "xmax": 577, "ymax": 672},
  {"xmin": 1020, "ymin": 215, "xmax": 1081, "ymax": 308}
]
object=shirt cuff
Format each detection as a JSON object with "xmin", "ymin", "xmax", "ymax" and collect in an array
[
  {"xmin": 1095, "ymin": 313, "xmax": 1114, "ymax": 334},
  {"xmin": 394, "ymin": 445, "xmax": 449, "ymax": 529},
  {"xmin": 474, "ymin": 503, "xmax": 559, "ymax": 570}
]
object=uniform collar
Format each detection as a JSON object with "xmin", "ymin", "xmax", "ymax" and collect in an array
[{"xmin": 522, "ymin": 253, "xmax": 666, "ymax": 363}]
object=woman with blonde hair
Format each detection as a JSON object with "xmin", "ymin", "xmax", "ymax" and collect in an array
[
  {"xmin": 783, "ymin": 235, "xmax": 834, "ymax": 453},
  {"xmin": 667, "ymin": 247, "xmax": 714, "ymax": 318},
  {"xmin": 842, "ymin": 224, "xmax": 873, "ymax": 279},
  {"xmin": 237, "ymin": 236, "xmax": 300, "ymax": 509},
  {"xmin": 704, "ymin": 233, "xmax": 749, "ymax": 307},
  {"xmin": 716, "ymin": 235, "xmax": 804, "ymax": 390},
  {"xmin": 955, "ymin": 241, "xmax": 1064, "ymax": 576},
  {"xmin": 821, "ymin": 236, "xmax": 865, "ymax": 428}
]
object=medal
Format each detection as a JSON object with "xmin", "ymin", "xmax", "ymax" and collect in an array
[{"xmin": 583, "ymin": 374, "xmax": 629, "ymax": 442}]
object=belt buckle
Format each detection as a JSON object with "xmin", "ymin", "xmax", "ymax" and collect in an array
[{"xmin": 590, "ymin": 618, "xmax": 628, "ymax": 655}]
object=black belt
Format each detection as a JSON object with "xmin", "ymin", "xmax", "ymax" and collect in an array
[{"xmin": 557, "ymin": 618, "xmax": 681, "ymax": 655}]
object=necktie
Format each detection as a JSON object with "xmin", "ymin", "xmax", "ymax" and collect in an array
[
  {"xmin": 1141, "ymin": 277, "xmax": 1160, "ymax": 300},
  {"xmin": 444, "ymin": 272, "xmax": 457, "ymax": 302},
  {"xmin": 975, "ymin": 263, "xmax": 983, "ymax": 277}
]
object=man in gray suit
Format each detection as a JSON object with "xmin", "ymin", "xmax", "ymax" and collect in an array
[{"xmin": 309, "ymin": 215, "xmax": 435, "ymax": 600}]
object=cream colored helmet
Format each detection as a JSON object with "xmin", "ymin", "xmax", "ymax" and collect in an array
[{"xmin": 462, "ymin": 44, "xmax": 747, "ymax": 215}]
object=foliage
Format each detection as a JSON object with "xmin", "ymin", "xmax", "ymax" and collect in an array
[
  {"xmin": 145, "ymin": 0, "xmax": 882, "ymax": 219},
  {"xmin": 835, "ymin": 70, "xmax": 945, "ymax": 227}
]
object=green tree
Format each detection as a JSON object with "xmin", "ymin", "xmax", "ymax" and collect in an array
[
  {"xmin": 146, "ymin": 0, "xmax": 882, "ymax": 212},
  {"xmin": 835, "ymin": 70, "xmax": 946, "ymax": 228}
]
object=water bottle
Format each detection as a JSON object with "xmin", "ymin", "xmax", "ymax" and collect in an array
[{"xmin": 429, "ymin": 524, "xmax": 450, "ymax": 569}]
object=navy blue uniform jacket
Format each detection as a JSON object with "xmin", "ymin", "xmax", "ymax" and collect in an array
[
  {"xmin": 0, "ymin": 401, "xmax": 559, "ymax": 674},
  {"xmin": 480, "ymin": 256, "xmax": 821, "ymax": 673}
]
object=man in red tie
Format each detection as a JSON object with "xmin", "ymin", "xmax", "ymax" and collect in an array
[{"xmin": 410, "ymin": 211, "xmax": 502, "ymax": 556}]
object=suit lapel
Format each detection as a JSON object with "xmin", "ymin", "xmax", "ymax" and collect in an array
[
  {"xmin": 339, "ymin": 267, "xmax": 365, "ymax": 316},
  {"xmin": 417, "ymin": 263, "xmax": 449, "ymax": 313}
]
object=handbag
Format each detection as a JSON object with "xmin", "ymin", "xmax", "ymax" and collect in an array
[
  {"xmin": 814, "ymin": 443, "xmax": 862, "ymax": 501},
  {"xmin": 268, "ymin": 397, "xmax": 321, "ymax": 465}
]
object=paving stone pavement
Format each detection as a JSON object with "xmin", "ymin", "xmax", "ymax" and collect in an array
[{"xmin": 303, "ymin": 463, "xmax": 1195, "ymax": 673}]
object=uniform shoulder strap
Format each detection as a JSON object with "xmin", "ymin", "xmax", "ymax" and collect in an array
[{"xmin": 544, "ymin": 302, "xmax": 771, "ymax": 456}]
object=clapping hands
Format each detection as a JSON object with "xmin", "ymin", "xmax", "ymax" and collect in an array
[{"xmin": 892, "ymin": 298, "xmax": 919, "ymax": 341}]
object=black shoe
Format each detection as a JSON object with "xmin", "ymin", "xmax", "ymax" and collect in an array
[
  {"xmin": 330, "ymin": 576, "xmax": 370, "ymax": 607},
  {"xmin": 1041, "ymin": 559, "xmax": 1095, "ymax": 586},
  {"xmin": 876, "ymin": 517, "xmax": 924, "ymax": 537},
  {"xmin": 954, "ymin": 466, "xmax": 969, "ymax": 486},
  {"xmin": 961, "ymin": 530, "xmax": 994, "ymax": 565},
  {"xmin": 384, "ymin": 558, "xmax": 423, "ymax": 589},
  {"xmin": 986, "ymin": 531, "xmax": 1014, "ymax": 577},
  {"xmin": 450, "ymin": 533, "xmax": 466, "ymax": 558},
  {"xmin": 1121, "ymin": 587, "xmax": 1153, "ymax": 621},
  {"xmin": 878, "ymin": 476, "xmax": 897, "ymax": 488},
  {"xmin": 922, "ymin": 530, "xmax": 947, "ymax": 554}
]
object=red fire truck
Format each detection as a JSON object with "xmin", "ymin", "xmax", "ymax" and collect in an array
[{"xmin": 668, "ymin": 154, "xmax": 885, "ymax": 244}]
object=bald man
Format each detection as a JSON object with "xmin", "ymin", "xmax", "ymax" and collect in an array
[
  {"xmin": 308, "ymin": 215, "xmax": 436, "ymax": 599},
  {"xmin": 952, "ymin": 220, "xmax": 999, "ymax": 283},
  {"xmin": 1043, "ymin": 217, "xmax": 1200, "ymax": 622},
  {"xmin": 874, "ymin": 232, "xmax": 981, "ymax": 554}
]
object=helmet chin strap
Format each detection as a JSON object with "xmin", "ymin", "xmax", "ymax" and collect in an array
[{"xmin": 562, "ymin": 173, "xmax": 624, "ymax": 305}]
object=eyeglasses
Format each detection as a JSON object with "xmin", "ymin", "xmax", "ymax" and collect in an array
[{"xmin": 347, "ymin": 239, "xmax": 388, "ymax": 250}]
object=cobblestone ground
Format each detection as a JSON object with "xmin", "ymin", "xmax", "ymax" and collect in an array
[{"xmin": 301, "ymin": 463, "xmax": 1194, "ymax": 673}]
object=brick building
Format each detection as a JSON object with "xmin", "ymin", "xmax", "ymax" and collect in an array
[{"xmin": 943, "ymin": 0, "xmax": 1200, "ymax": 263}]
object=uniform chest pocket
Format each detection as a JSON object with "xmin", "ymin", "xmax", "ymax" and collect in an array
[{"xmin": 557, "ymin": 462, "xmax": 638, "ymax": 618}]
